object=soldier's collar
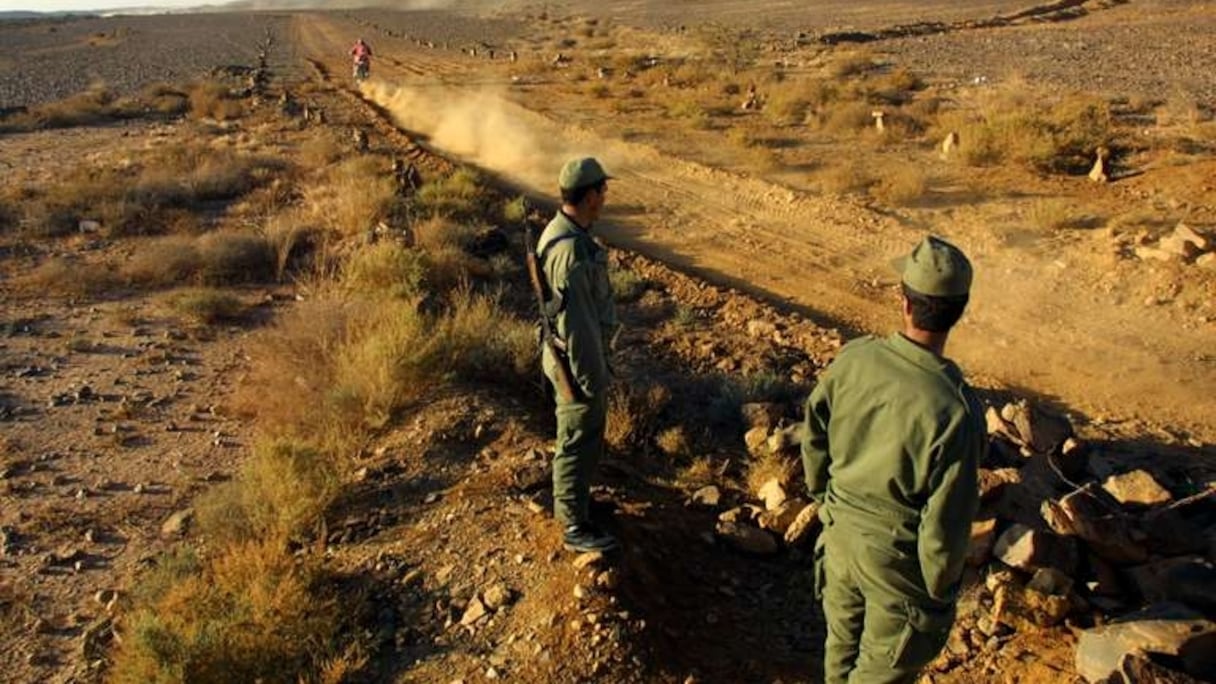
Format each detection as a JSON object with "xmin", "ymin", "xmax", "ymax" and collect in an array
[{"xmin": 889, "ymin": 333, "xmax": 960, "ymax": 378}]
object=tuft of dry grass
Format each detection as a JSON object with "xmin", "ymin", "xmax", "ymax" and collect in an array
[
  {"xmin": 606, "ymin": 384, "xmax": 671, "ymax": 451},
  {"xmin": 341, "ymin": 242, "xmax": 428, "ymax": 300},
  {"xmin": 168, "ymin": 288, "xmax": 246, "ymax": 325},
  {"xmin": 657, "ymin": 426, "xmax": 692, "ymax": 458},
  {"xmin": 299, "ymin": 129, "xmax": 347, "ymax": 168},
  {"xmin": 304, "ymin": 156, "xmax": 397, "ymax": 236},
  {"xmin": 610, "ymin": 268, "xmax": 646, "ymax": 303},
  {"xmin": 873, "ymin": 166, "xmax": 929, "ymax": 207},
  {"xmin": 667, "ymin": 97, "xmax": 712, "ymax": 129},
  {"xmin": 188, "ymin": 80, "xmax": 243, "ymax": 121},
  {"xmin": 746, "ymin": 450, "xmax": 799, "ymax": 499},
  {"xmin": 412, "ymin": 215, "xmax": 479, "ymax": 252},
  {"xmin": 21, "ymin": 258, "xmax": 119, "ymax": 297},
  {"xmin": 196, "ymin": 231, "xmax": 274, "ymax": 285},
  {"xmin": 819, "ymin": 163, "xmax": 873, "ymax": 195},
  {"xmin": 828, "ymin": 50, "xmax": 875, "ymax": 79},
  {"xmin": 108, "ymin": 540, "xmax": 344, "ymax": 684},
  {"xmin": 412, "ymin": 168, "xmax": 483, "ymax": 221}
]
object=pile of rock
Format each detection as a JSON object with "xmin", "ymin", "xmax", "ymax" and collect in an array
[
  {"xmin": 1132, "ymin": 222, "xmax": 1215, "ymax": 268},
  {"xmin": 967, "ymin": 399, "xmax": 1215, "ymax": 682}
]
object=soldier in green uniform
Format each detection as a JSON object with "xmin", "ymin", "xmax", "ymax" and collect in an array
[
  {"xmin": 537, "ymin": 157, "xmax": 620, "ymax": 553},
  {"xmin": 802, "ymin": 236, "xmax": 985, "ymax": 684}
]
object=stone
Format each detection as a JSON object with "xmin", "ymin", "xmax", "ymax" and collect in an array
[
  {"xmin": 1088, "ymin": 149, "xmax": 1109, "ymax": 183},
  {"xmin": 998, "ymin": 400, "xmax": 1072, "ymax": 454},
  {"xmin": 991, "ymin": 580, "xmax": 1071, "ymax": 631},
  {"xmin": 939, "ymin": 131, "xmax": 959, "ymax": 160},
  {"xmin": 783, "ymin": 501, "xmax": 822, "ymax": 546},
  {"xmin": 740, "ymin": 403, "xmax": 782, "ymax": 430},
  {"xmin": 1102, "ymin": 470, "xmax": 1173, "ymax": 507},
  {"xmin": 1136, "ymin": 245, "xmax": 1177, "ymax": 262},
  {"xmin": 1127, "ymin": 557, "xmax": 1216, "ymax": 614},
  {"xmin": 758, "ymin": 498, "xmax": 807, "ymax": 536},
  {"xmin": 1159, "ymin": 235, "xmax": 1203, "ymax": 260},
  {"xmin": 1041, "ymin": 485, "xmax": 1147, "ymax": 565},
  {"xmin": 595, "ymin": 569, "xmax": 619, "ymax": 591},
  {"xmin": 718, "ymin": 505, "xmax": 761, "ymax": 524},
  {"xmin": 985, "ymin": 407, "xmax": 1017, "ymax": 440},
  {"xmin": 746, "ymin": 319, "xmax": 777, "ymax": 339},
  {"xmin": 715, "ymin": 521, "xmax": 779, "ymax": 555},
  {"xmin": 1112, "ymin": 651, "xmax": 1206, "ymax": 683},
  {"xmin": 978, "ymin": 468, "xmax": 1022, "ymax": 503},
  {"xmin": 690, "ymin": 485, "xmax": 722, "ymax": 508},
  {"xmin": 1173, "ymin": 223, "xmax": 1211, "ymax": 252},
  {"xmin": 744, "ymin": 427, "xmax": 769, "ymax": 453},
  {"xmin": 573, "ymin": 552, "xmax": 606, "ymax": 570},
  {"xmin": 460, "ymin": 597, "xmax": 489, "ymax": 626},
  {"xmin": 1026, "ymin": 568, "xmax": 1073, "ymax": 596},
  {"xmin": 1197, "ymin": 252, "xmax": 1216, "ymax": 269},
  {"xmin": 757, "ymin": 478, "xmax": 787, "ymax": 511},
  {"xmin": 1075, "ymin": 604, "xmax": 1216, "ymax": 683},
  {"xmin": 993, "ymin": 524, "xmax": 1078, "ymax": 575},
  {"xmin": 967, "ymin": 519, "xmax": 998, "ymax": 567},
  {"xmin": 160, "ymin": 508, "xmax": 193, "ymax": 537},
  {"xmin": 482, "ymin": 583, "xmax": 515, "ymax": 611}
]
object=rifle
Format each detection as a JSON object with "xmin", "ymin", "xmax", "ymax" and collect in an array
[{"xmin": 525, "ymin": 226, "xmax": 578, "ymax": 403}]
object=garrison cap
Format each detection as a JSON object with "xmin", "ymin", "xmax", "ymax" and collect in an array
[
  {"xmin": 559, "ymin": 157, "xmax": 612, "ymax": 191},
  {"xmin": 891, "ymin": 236, "xmax": 972, "ymax": 297}
]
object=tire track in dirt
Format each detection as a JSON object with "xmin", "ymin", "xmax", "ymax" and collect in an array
[{"xmin": 295, "ymin": 14, "xmax": 1216, "ymax": 442}]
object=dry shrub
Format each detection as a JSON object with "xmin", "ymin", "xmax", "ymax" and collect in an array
[
  {"xmin": 820, "ymin": 101, "xmax": 874, "ymax": 134},
  {"xmin": 21, "ymin": 258, "xmax": 119, "ymax": 297},
  {"xmin": 412, "ymin": 215, "xmax": 479, "ymax": 252},
  {"xmin": 746, "ymin": 450, "xmax": 799, "ymax": 498},
  {"xmin": 265, "ymin": 210, "xmax": 322, "ymax": 281},
  {"xmin": 667, "ymin": 97, "xmax": 711, "ymax": 129},
  {"xmin": 610, "ymin": 268, "xmax": 646, "ymax": 303},
  {"xmin": 676, "ymin": 455, "xmax": 715, "ymax": 486},
  {"xmin": 300, "ymin": 129, "xmax": 347, "ymax": 168},
  {"xmin": 140, "ymin": 82, "xmax": 189, "ymax": 115},
  {"xmin": 1026, "ymin": 199, "xmax": 1094, "ymax": 232},
  {"xmin": 197, "ymin": 441, "xmax": 339, "ymax": 544},
  {"xmin": 124, "ymin": 237, "xmax": 202, "ymax": 286},
  {"xmin": 168, "ymin": 288, "xmax": 245, "ymax": 325},
  {"xmin": 588, "ymin": 83, "xmax": 611, "ymax": 99},
  {"xmin": 342, "ymin": 242, "xmax": 428, "ymax": 300},
  {"xmin": 197, "ymin": 231, "xmax": 274, "ymax": 284},
  {"xmin": 502, "ymin": 195, "xmax": 528, "ymax": 225},
  {"xmin": 108, "ymin": 541, "xmax": 342, "ymax": 684},
  {"xmin": 671, "ymin": 60, "xmax": 711, "ymax": 87},
  {"xmin": 188, "ymin": 80, "xmax": 243, "ymax": 120},
  {"xmin": 873, "ymin": 166, "xmax": 929, "ymax": 206},
  {"xmin": 307, "ymin": 157, "xmax": 396, "ymax": 235},
  {"xmin": 765, "ymin": 90, "xmax": 811, "ymax": 127},
  {"xmin": 867, "ymin": 67, "xmax": 923, "ymax": 106},
  {"xmin": 30, "ymin": 84, "xmax": 120, "ymax": 128},
  {"xmin": 606, "ymin": 384, "xmax": 671, "ymax": 451},
  {"xmin": 939, "ymin": 91, "xmax": 1114, "ymax": 173},
  {"xmin": 413, "ymin": 168, "xmax": 483, "ymax": 220},
  {"xmin": 657, "ymin": 426, "xmax": 692, "ymax": 458},
  {"xmin": 819, "ymin": 163, "xmax": 873, "ymax": 195},
  {"xmin": 829, "ymin": 50, "xmax": 874, "ymax": 79},
  {"xmin": 428, "ymin": 286, "xmax": 536, "ymax": 381},
  {"xmin": 727, "ymin": 126, "xmax": 760, "ymax": 148}
]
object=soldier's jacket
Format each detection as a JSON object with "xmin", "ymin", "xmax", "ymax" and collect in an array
[
  {"xmin": 536, "ymin": 211, "xmax": 618, "ymax": 399},
  {"xmin": 802, "ymin": 333, "xmax": 984, "ymax": 602}
]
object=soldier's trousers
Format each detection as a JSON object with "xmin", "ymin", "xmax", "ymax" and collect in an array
[
  {"xmin": 816, "ymin": 523, "xmax": 956, "ymax": 684},
  {"xmin": 551, "ymin": 390, "xmax": 606, "ymax": 527}
]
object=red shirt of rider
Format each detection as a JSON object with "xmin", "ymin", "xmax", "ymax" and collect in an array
[{"xmin": 351, "ymin": 40, "xmax": 372, "ymax": 64}]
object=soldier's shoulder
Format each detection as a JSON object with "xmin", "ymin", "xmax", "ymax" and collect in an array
[{"xmin": 837, "ymin": 334, "xmax": 881, "ymax": 358}]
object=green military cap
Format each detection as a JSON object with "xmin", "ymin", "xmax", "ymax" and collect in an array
[
  {"xmin": 559, "ymin": 157, "xmax": 612, "ymax": 190},
  {"xmin": 891, "ymin": 235, "xmax": 973, "ymax": 297}
]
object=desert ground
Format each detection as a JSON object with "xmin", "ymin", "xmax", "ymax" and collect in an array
[{"xmin": 0, "ymin": 1, "xmax": 1213, "ymax": 683}]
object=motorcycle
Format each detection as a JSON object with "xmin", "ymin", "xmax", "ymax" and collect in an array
[{"xmin": 353, "ymin": 57, "xmax": 370, "ymax": 82}]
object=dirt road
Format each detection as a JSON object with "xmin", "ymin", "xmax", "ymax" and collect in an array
[{"xmin": 295, "ymin": 13, "xmax": 1215, "ymax": 442}]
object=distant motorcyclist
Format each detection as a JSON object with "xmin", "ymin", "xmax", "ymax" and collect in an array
[{"xmin": 350, "ymin": 38, "xmax": 373, "ymax": 80}]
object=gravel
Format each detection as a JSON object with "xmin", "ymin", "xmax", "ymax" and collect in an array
[{"xmin": 0, "ymin": 13, "xmax": 296, "ymax": 108}]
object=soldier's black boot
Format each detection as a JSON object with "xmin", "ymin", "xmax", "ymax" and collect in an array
[{"xmin": 563, "ymin": 523, "xmax": 618, "ymax": 553}]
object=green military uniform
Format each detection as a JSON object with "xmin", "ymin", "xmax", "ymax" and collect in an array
[
  {"xmin": 537, "ymin": 210, "xmax": 617, "ymax": 529},
  {"xmin": 803, "ymin": 333, "xmax": 984, "ymax": 682},
  {"xmin": 802, "ymin": 236, "xmax": 984, "ymax": 684}
]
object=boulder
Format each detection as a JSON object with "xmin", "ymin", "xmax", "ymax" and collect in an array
[
  {"xmin": 758, "ymin": 498, "xmax": 807, "ymax": 536},
  {"xmin": 715, "ymin": 521, "xmax": 780, "ymax": 556},
  {"xmin": 1102, "ymin": 470, "xmax": 1173, "ymax": 507},
  {"xmin": 1075, "ymin": 604, "xmax": 1216, "ymax": 683},
  {"xmin": 757, "ymin": 478, "xmax": 788, "ymax": 511},
  {"xmin": 999, "ymin": 400, "xmax": 1073, "ymax": 454},
  {"xmin": 979, "ymin": 468, "xmax": 1022, "ymax": 503},
  {"xmin": 1127, "ymin": 557, "xmax": 1216, "ymax": 615},
  {"xmin": 994, "ymin": 524, "xmax": 1078, "ymax": 575},
  {"xmin": 967, "ymin": 519, "xmax": 998, "ymax": 567},
  {"xmin": 783, "ymin": 502, "xmax": 822, "ymax": 546},
  {"xmin": 1042, "ymin": 485, "xmax": 1148, "ymax": 565},
  {"xmin": 744, "ymin": 427, "xmax": 769, "ymax": 453},
  {"xmin": 460, "ymin": 597, "xmax": 489, "ymax": 626}
]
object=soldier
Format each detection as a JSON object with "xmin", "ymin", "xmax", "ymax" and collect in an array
[
  {"xmin": 802, "ymin": 236, "xmax": 984, "ymax": 684},
  {"xmin": 536, "ymin": 158, "xmax": 619, "ymax": 553}
]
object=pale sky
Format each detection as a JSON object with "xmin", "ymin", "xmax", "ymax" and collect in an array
[{"xmin": 0, "ymin": 0, "xmax": 204, "ymax": 11}]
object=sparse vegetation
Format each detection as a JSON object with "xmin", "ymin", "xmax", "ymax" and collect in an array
[
  {"xmin": 413, "ymin": 168, "xmax": 483, "ymax": 221},
  {"xmin": 873, "ymin": 166, "xmax": 929, "ymax": 206},
  {"xmin": 168, "ymin": 288, "xmax": 246, "ymax": 325},
  {"xmin": 610, "ymin": 268, "xmax": 647, "ymax": 302}
]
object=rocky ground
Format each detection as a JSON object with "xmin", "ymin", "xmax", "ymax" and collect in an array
[{"xmin": 1, "ymin": 3, "xmax": 1214, "ymax": 684}]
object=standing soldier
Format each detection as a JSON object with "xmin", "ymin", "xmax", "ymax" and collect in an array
[
  {"xmin": 802, "ymin": 236, "xmax": 984, "ymax": 684},
  {"xmin": 536, "ymin": 157, "xmax": 619, "ymax": 553}
]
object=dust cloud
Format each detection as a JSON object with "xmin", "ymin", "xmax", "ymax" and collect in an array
[{"xmin": 361, "ymin": 79, "xmax": 607, "ymax": 196}]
